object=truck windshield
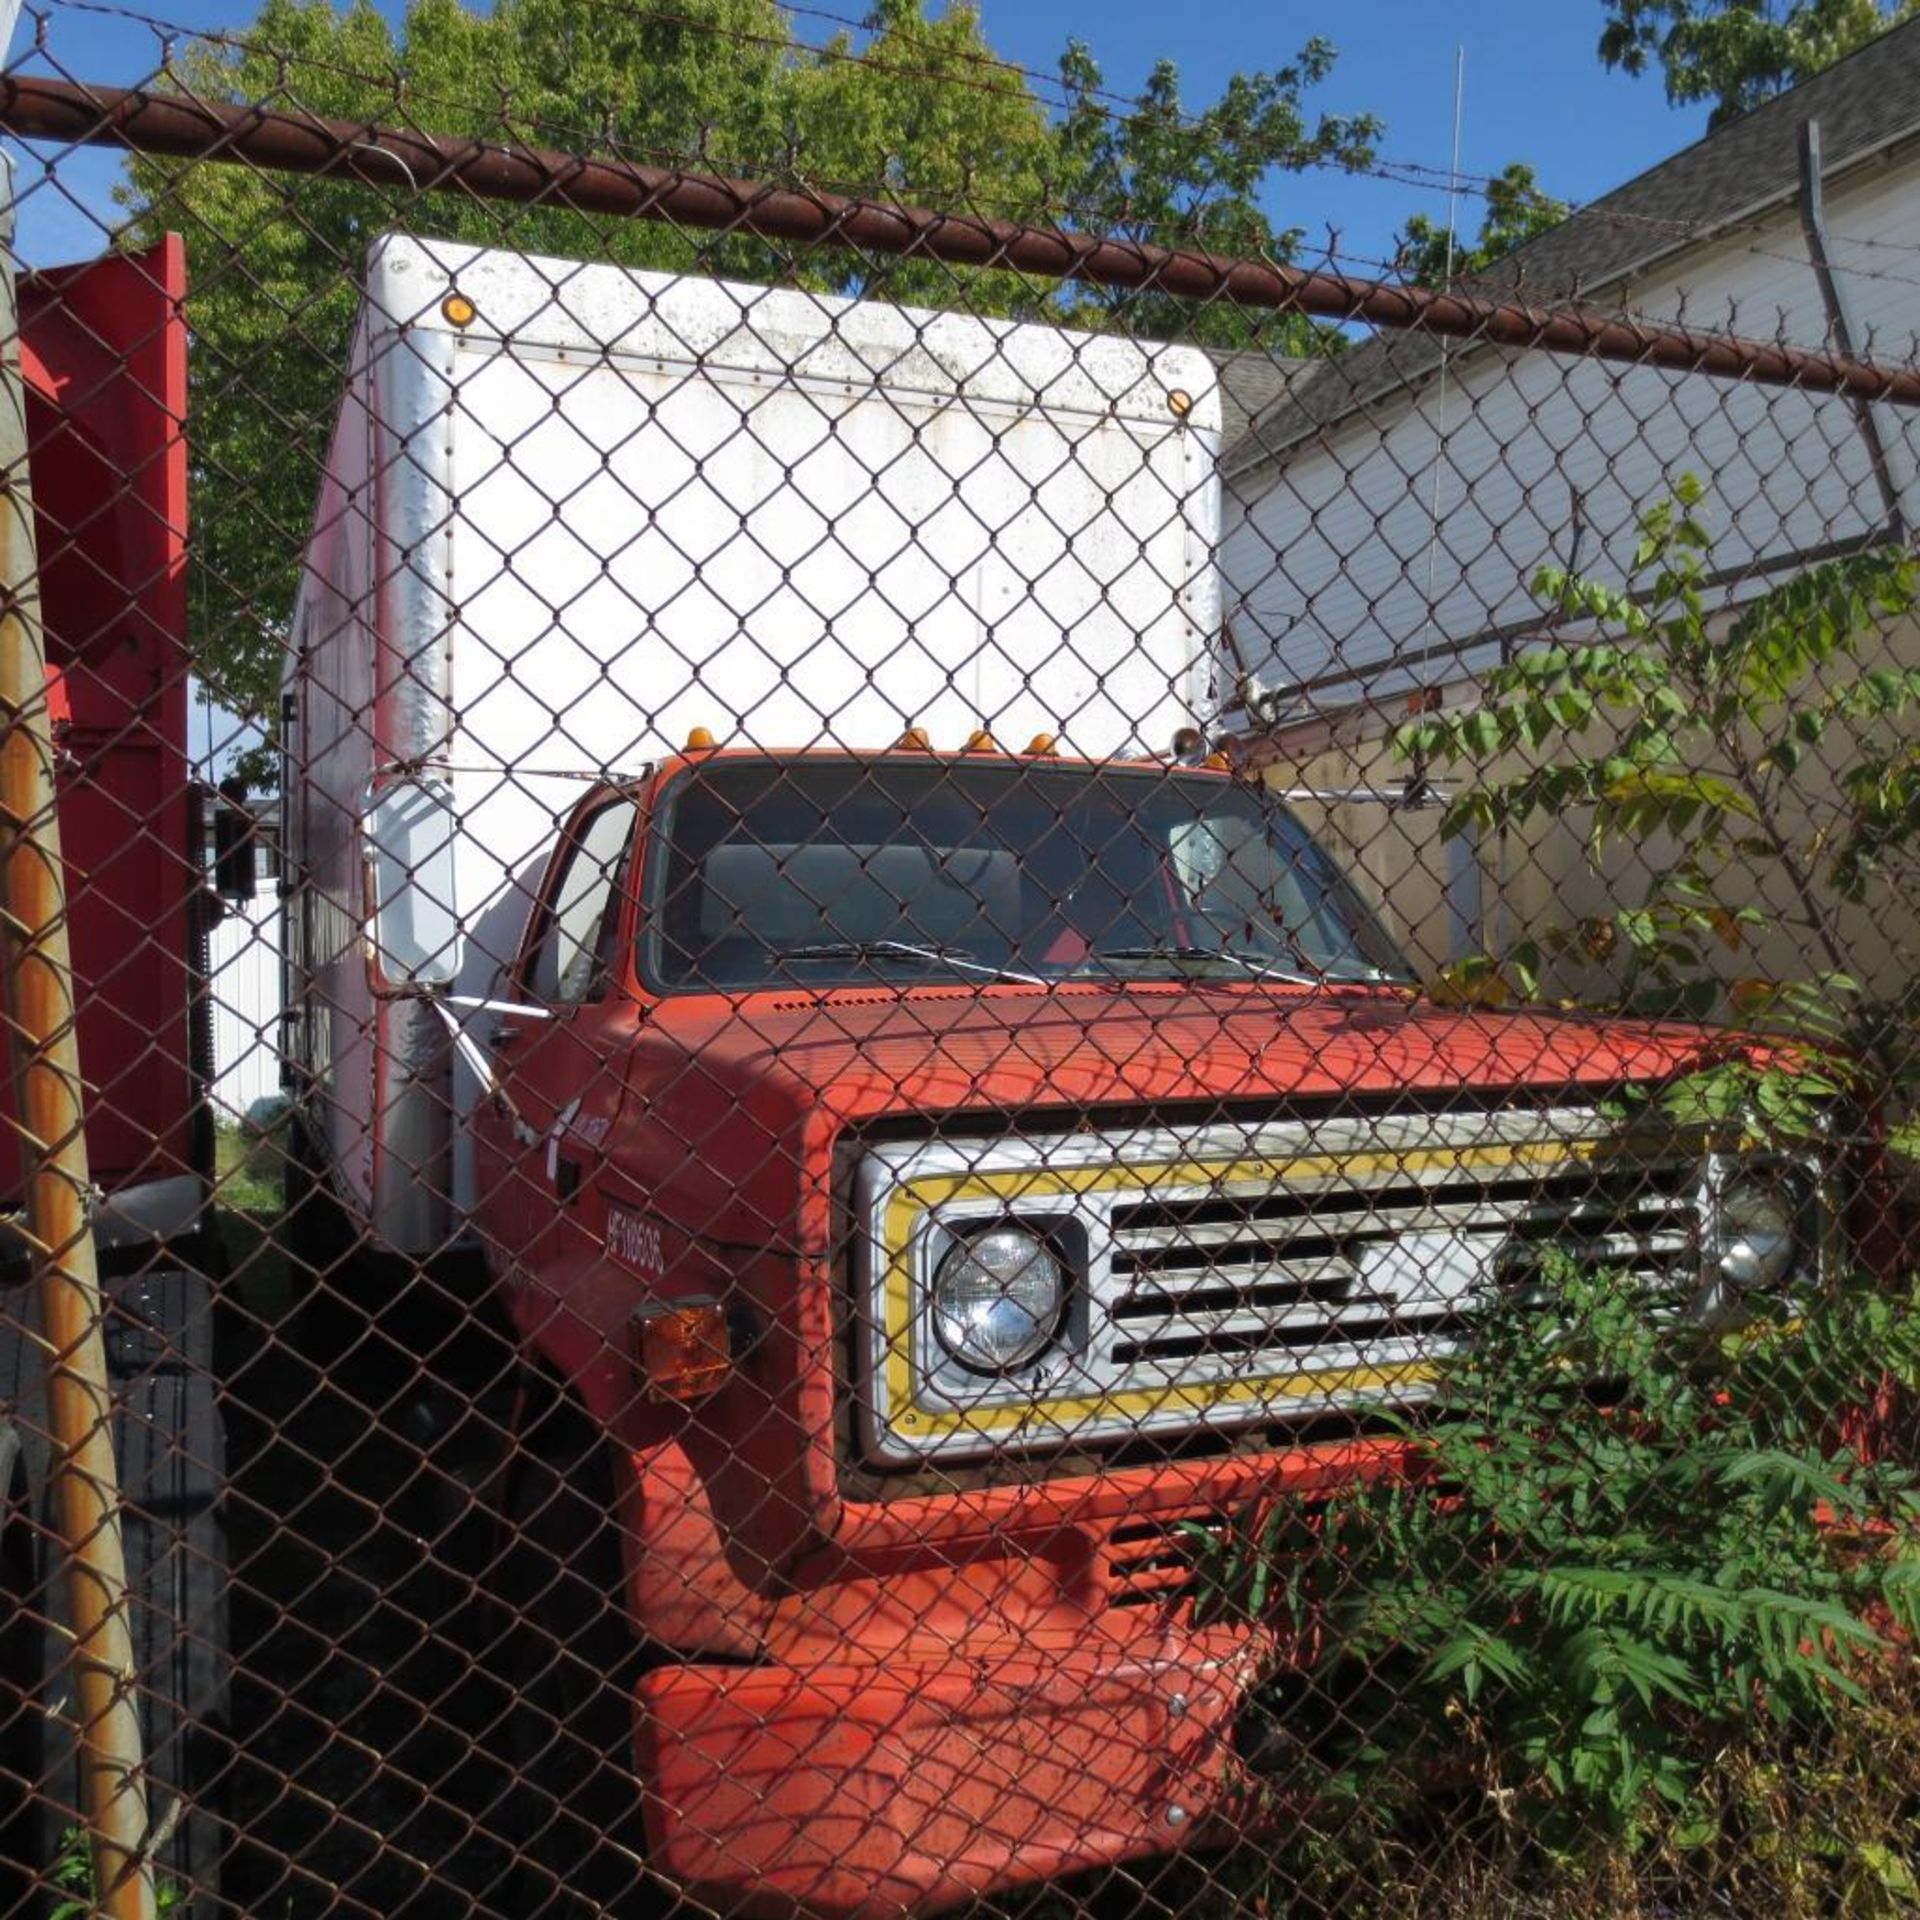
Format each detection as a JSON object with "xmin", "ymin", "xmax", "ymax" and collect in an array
[{"xmin": 643, "ymin": 758, "xmax": 1415, "ymax": 993}]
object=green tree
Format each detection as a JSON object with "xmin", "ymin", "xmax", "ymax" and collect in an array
[
  {"xmin": 117, "ymin": 0, "xmax": 1382, "ymax": 737},
  {"xmin": 1599, "ymin": 0, "xmax": 1920, "ymax": 126},
  {"xmin": 1047, "ymin": 37, "xmax": 1379, "ymax": 349},
  {"xmin": 120, "ymin": 0, "xmax": 807, "ymax": 730},
  {"xmin": 784, "ymin": 0, "xmax": 1052, "ymax": 314},
  {"xmin": 1394, "ymin": 160, "xmax": 1569, "ymax": 288}
]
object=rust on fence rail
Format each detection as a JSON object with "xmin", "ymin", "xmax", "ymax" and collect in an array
[{"xmin": 4, "ymin": 73, "xmax": 1920, "ymax": 405}]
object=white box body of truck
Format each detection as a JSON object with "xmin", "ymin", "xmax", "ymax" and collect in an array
[{"xmin": 285, "ymin": 233, "xmax": 1223, "ymax": 1252}]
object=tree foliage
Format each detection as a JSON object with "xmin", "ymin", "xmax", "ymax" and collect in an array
[
  {"xmin": 1047, "ymin": 36, "xmax": 1378, "ymax": 346},
  {"xmin": 114, "ymin": 0, "xmax": 1379, "ymax": 734},
  {"xmin": 1598, "ymin": 0, "xmax": 1920, "ymax": 126},
  {"xmin": 1395, "ymin": 161, "xmax": 1569, "ymax": 289}
]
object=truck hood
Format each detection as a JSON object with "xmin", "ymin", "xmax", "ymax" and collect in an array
[
  {"xmin": 634, "ymin": 981, "xmax": 1732, "ymax": 1134},
  {"xmin": 614, "ymin": 980, "xmax": 1748, "ymax": 1263}
]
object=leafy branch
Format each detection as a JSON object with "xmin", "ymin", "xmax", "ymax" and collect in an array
[{"xmin": 1395, "ymin": 478, "xmax": 1920, "ymax": 1123}]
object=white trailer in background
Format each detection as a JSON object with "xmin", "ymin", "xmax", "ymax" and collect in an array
[{"xmin": 284, "ymin": 235, "xmax": 1224, "ymax": 1254}]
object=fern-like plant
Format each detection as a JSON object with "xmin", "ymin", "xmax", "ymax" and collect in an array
[{"xmin": 1206, "ymin": 1253, "xmax": 1920, "ymax": 1867}]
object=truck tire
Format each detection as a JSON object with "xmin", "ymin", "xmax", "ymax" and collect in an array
[
  {"xmin": 496, "ymin": 1394, "xmax": 662, "ymax": 1919},
  {"xmin": 0, "ymin": 1258, "xmax": 230, "ymax": 1908}
]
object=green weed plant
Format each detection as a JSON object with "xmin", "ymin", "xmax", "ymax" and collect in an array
[{"xmin": 1192, "ymin": 1255, "xmax": 1920, "ymax": 1905}]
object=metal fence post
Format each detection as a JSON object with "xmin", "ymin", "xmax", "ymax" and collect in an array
[{"xmin": 0, "ymin": 147, "xmax": 156, "ymax": 1920}]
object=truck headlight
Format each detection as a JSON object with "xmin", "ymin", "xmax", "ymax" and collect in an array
[
  {"xmin": 932, "ymin": 1225, "xmax": 1064, "ymax": 1373},
  {"xmin": 1709, "ymin": 1170, "xmax": 1803, "ymax": 1292}
]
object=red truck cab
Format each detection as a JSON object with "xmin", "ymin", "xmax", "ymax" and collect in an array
[{"xmin": 462, "ymin": 740, "xmax": 1796, "ymax": 1917}]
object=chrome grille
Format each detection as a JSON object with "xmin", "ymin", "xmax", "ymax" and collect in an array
[
  {"xmin": 1106, "ymin": 1160, "xmax": 1701, "ymax": 1374},
  {"xmin": 855, "ymin": 1107, "xmax": 1709, "ymax": 1466}
]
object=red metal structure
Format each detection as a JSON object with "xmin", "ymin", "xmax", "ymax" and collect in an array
[
  {"xmin": 1, "ymin": 235, "xmax": 224, "ymax": 1905},
  {"xmin": 1, "ymin": 235, "xmax": 198, "ymax": 1213}
]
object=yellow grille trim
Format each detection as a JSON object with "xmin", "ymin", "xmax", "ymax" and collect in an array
[{"xmin": 879, "ymin": 1136, "xmax": 1613, "ymax": 1441}]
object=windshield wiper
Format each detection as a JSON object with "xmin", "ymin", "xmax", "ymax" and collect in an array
[
  {"xmin": 1165, "ymin": 906, "xmax": 1414, "ymax": 989},
  {"xmin": 779, "ymin": 940, "xmax": 1046, "ymax": 987},
  {"xmin": 1316, "ymin": 963, "xmax": 1414, "ymax": 986},
  {"xmin": 1088, "ymin": 945, "xmax": 1318, "ymax": 986}
]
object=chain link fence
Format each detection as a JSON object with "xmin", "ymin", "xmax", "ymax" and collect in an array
[{"xmin": 3, "ymin": 8, "xmax": 1920, "ymax": 1918}]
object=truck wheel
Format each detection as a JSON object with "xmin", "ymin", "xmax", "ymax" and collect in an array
[{"xmin": 497, "ymin": 1396, "xmax": 663, "ymax": 1919}]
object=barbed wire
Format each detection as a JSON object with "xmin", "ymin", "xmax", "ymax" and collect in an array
[{"xmin": 19, "ymin": 0, "xmax": 1920, "ymax": 374}]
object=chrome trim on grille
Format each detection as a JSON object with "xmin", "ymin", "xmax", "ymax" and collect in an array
[{"xmin": 853, "ymin": 1107, "xmax": 1711, "ymax": 1467}]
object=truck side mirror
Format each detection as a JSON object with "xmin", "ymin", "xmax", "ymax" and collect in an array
[
  {"xmin": 213, "ymin": 776, "xmax": 257, "ymax": 902},
  {"xmin": 364, "ymin": 776, "xmax": 462, "ymax": 987}
]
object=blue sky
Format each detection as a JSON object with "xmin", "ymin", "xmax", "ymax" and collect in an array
[
  {"xmin": 979, "ymin": 0, "xmax": 1712, "ymax": 272},
  {"xmin": 7, "ymin": 0, "xmax": 1712, "ymax": 271}
]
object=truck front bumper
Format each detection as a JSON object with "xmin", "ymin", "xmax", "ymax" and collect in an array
[{"xmin": 638, "ymin": 1632, "xmax": 1256, "ymax": 1918}]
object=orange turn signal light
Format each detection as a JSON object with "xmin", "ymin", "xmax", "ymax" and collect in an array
[{"xmin": 630, "ymin": 1299, "xmax": 731, "ymax": 1402}]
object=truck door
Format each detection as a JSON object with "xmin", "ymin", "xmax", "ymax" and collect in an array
[{"xmin": 482, "ymin": 793, "xmax": 641, "ymax": 1288}]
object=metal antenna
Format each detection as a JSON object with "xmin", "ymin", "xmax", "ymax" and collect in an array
[{"xmin": 1420, "ymin": 45, "xmax": 1468, "ymax": 645}]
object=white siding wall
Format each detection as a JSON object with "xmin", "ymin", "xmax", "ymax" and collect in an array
[
  {"xmin": 208, "ymin": 894, "xmax": 280, "ymax": 1116},
  {"xmin": 1223, "ymin": 157, "xmax": 1920, "ymax": 713}
]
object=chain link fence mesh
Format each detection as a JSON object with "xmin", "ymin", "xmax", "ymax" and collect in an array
[{"xmin": 3, "ymin": 9, "xmax": 1920, "ymax": 1918}]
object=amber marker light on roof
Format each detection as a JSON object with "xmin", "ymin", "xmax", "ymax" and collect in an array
[
  {"xmin": 683, "ymin": 726, "xmax": 716, "ymax": 751},
  {"xmin": 963, "ymin": 729, "xmax": 997, "ymax": 753},
  {"xmin": 896, "ymin": 726, "xmax": 931, "ymax": 750},
  {"xmin": 630, "ymin": 1300, "xmax": 732, "ymax": 1402},
  {"xmin": 440, "ymin": 291, "xmax": 478, "ymax": 328},
  {"xmin": 1025, "ymin": 733, "xmax": 1058, "ymax": 756}
]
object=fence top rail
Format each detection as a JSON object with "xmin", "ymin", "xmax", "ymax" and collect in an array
[{"xmin": 5, "ymin": 72, "xmax": 1920, "ymax": 407}]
